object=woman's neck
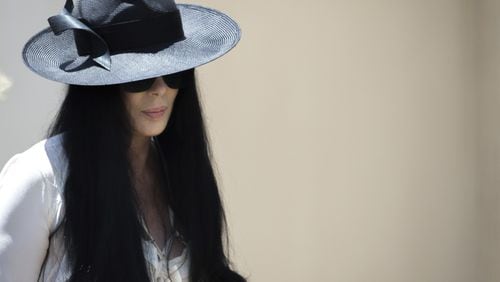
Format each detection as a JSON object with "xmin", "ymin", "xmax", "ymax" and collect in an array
[{"xmin": 129, "ymin": 134, "xmax": 154, "ymax": 182}]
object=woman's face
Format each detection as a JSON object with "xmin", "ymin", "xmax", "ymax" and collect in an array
[{"xmin": 121, "ymin": 77, "xmax": 178, "ymax": 138}]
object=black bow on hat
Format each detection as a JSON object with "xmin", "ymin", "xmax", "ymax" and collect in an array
[{"xmin": 47, "ymin": 0, "xmax": 186, "ymax": 71}]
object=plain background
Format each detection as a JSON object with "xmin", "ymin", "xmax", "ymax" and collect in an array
[{"xmin": 0, "ymin": 0, "xmax": 499, "ymax": 281}]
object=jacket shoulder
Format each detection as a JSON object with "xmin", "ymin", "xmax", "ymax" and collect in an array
[{"xmin": 0, "ymin": 133, "xmax": 67, "ymax": 230}]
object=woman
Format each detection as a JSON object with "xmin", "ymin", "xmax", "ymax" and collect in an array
[{"xmin": 0, "ymin": 0, "xmax": 246, "ymax": 281}]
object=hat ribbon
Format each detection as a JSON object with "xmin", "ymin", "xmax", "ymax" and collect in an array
[
  {"xmin": 48, "ymin": 3, "xmax": 112, "ymax": 71},
  {"xmin": 47, "ymin": 0, "xmax": 186, "ymax": 72}
]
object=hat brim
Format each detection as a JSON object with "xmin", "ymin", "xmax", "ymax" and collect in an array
[{"xmin": 22, "ymin": 4, "xmax": 241, "ymax": 85}]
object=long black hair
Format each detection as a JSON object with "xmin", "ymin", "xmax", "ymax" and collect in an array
[{"xmin": 46, "ymin": 68, "xmax": 247, "ymax": 282}]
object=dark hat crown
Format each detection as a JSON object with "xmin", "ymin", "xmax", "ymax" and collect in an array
[{"xmin": 69, "ymin": 0, "xmax": 178, "ymax": 26}]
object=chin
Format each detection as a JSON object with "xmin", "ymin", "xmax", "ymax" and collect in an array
[
  {"xmin": 132, "ymin": 116, "xmax": 169, "ymax": 137},
  {"xmin": 136, "ymin": 124, "xmax": 168, "ymax": 137},
  {"xmin": 144, "ymin": 129, "xmax": 166, "ymax": 137}
]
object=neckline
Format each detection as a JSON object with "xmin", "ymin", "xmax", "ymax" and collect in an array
[
  {"xmin": 139, "ymin": 206, "xmax": 187, "ymax": 261},
  {"xmin": 141, "ymin": 221, "xmax": 188, "ymax": 263},
  {"xmin": 142, "ymin": 137, "xmax": 188, "ymax": 262}
]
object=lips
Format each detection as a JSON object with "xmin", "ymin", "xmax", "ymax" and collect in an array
[{"xmin": 142, "ymin": 106, "xmax": 167, "ymax": 119}]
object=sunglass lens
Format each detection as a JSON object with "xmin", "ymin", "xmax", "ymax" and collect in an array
[
  {"xmin": 120, "ymin": 78, "xmax": 156, "ymax": 92},
  {"xmin": 162, "ymin": 72, "xmax": 183, "ymax": 89}
]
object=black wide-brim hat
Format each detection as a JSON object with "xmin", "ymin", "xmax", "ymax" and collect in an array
[{"xmin": 22, "ymin": 0, "xmax": 241, "ymax": 85}]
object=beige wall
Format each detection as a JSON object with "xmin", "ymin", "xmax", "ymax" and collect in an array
[
  {"xmin": 192, "ymin": 0, "xmax": 479, "ymax": 281},
  {"xmin": 478, "ymin": 1, "xmax": 500, "ymax": 282},
  {"xmin": 1, "ymin": 0, "xmax": 498, "ymax": 282}
]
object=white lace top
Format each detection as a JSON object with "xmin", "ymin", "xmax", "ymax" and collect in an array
[{"xmin": 0, "ymin": 134, "xmax": 191, "ymax": 282}]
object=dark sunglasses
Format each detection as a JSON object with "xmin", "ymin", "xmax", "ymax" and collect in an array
[{"xmin": 119, "ymin": 71, "xmax": 186, "ymax": 93}]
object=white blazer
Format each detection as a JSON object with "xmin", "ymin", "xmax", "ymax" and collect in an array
[{"xmin": 0, "ymin": 133, "xmax": 190, "ymax": 282}]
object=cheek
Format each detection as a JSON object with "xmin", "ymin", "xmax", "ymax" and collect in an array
[
  {"xmin": 123, "ymin": 96, "xmax": 141, "ymax": 123},
  {"xmin": 122, "ymin": 94, "xmax": 146, "ymax": 132}
]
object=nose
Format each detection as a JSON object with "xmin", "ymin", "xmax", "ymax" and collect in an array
[{"xmin": 149, "ymin": 77, "xmax": 168, "ymax": 96}]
